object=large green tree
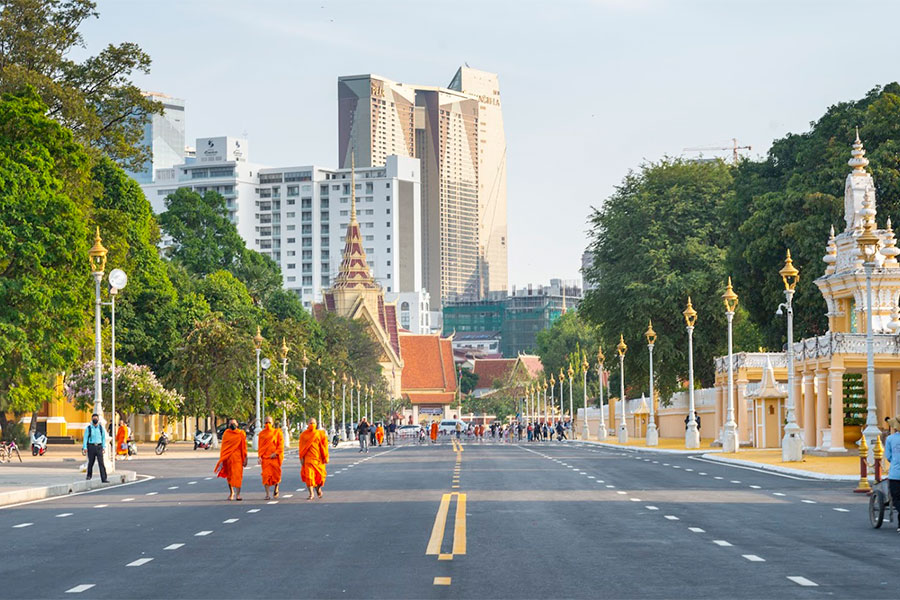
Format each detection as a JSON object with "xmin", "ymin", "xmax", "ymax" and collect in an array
[
  {"xmin": 0, "ymin": 89, "xmax": 93, "ymax": 428},
  {"xmin": 581, "ymin": 158, "xmax": 755, "ymax": 400},
  {"xmin": 0, "ymin": 0, "xmax": 162, "ymax": 170},
  {"xmin": 726, "ymin": 82, "xmax": 900, "ymax": 347}
]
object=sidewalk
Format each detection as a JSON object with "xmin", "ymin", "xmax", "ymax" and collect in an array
[
  {"xmin": 0, "ymin": 466, "xmax": 137, "ymax": 507},
  {"xmin": 576, "ymin": 437, "xmax": 720, "ymax": 455},
  {"xmin": 701, "ymin": 450, "xmax": 864, "ymax": 482}
]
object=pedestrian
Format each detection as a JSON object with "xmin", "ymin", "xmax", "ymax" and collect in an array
[
  {"xmin": 82, "ymin": 413, "xmax": 109, "ymax": 483},
  {"xmin": 357, "ymin": 418, "xmax": 370, "ymax": 453},
  {"xmin": 684, "ymin": 411, "xmax": 702, "ymax": 431},
  {"xmin": 370, "ymin": 422, "xmax": 377, "ymax": 447},
  {"xmin": 430, "ymin": 420, "xmax": 439, "ymax": 444},
  {"xmin": 257, "ymin": 416, "xmax": 283, "ymax": 500},
  {"xmin": 455, "ymin": 421, "xmax": 462, "ymax": 439},
  {"xmin": 297, "ymin": 417, "xmax": 329, "ymax": 500},
  {"xmin": 376, "ymin": 423, "xmax": 385, "ymax": 446},
  {"xmin": 388, "ymin": 421, "xmax": 397, "ymax": 446},
  {"xmin": 556, "ymin": 421, "xmax": 566, "ymax": 441},
  {"xmin": 215, "ymin": 418, "xmax": 248, "ymax": 501},
  {"xmin": 884, "ymin": 416, "xmax": 900, "ymax": 532},
  {"xmin": 115, "ymin": 420, "xmax": 128, "ymax": 460}
]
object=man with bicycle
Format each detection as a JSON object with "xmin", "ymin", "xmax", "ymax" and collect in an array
[
  {"xmin": 884, "ymin": 416, "xmax": 900, "ymax": 532},
  {"xmin": 82, "ymin": 414, "xmax": 109, "ymax": 483}
]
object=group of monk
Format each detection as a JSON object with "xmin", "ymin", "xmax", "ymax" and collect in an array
[{"xmin": 215, "ymin": 415, "xmax": 329, "ymax": 502}]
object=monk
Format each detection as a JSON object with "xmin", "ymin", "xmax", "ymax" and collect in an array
[
  {"xmin": 116, "ymin": 421, "xmax": 128, "ymax": 458},
  {"xmin": 297, "ymin": 418, "xmax": 329, "ymax": 500},
  {"xmin": 257, "ymin": 416, "xmax": 284, "ymax": 500},
  {"xmin": 375, "ymin": 423, "xmax": 385, "ymax": 446},
  {"xmin": 430, "ymin": 420, "xmax": 438, "ymax": 444},
  {"xmin": 214, "ymin": 418, "xmax": 247, "ymax": 501}
]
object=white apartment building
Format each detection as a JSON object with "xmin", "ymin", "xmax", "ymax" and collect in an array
[{"xmin": 142, "ymin": 136, "xmax": 421, "ymax": 310}]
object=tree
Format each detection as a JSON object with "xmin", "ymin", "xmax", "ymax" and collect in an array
[
  {"xmin": 0, "ymin": 0, "xmax": 162, "ymax": 170},
  {"xmin": 165, "ymin": 314, "xmax": 254, "ymax": 447},
  {"xmin": 535, "ymin": 312, "xmax": 602, "ymax": 382},
  {"xmin": 66, "ymin": 361, "xmax": 183, "ymax": 420},
  {"xmin": 459, "ymin": 369, "xmax": 478, "ymax": 395},
  {"xmin": 581, "ymin": 158, "xmax": 745, "ymax": 401},
  {"xmin": 0, "ymin": 89, "xmax": 93, "ymax": 430},
  {"xmin": 726, "ymin": 83, "xmax": 900, "ymax": 348}
]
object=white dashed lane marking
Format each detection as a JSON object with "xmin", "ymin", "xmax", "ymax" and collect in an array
[
  {"xmin": 712, "ymin": 540, "xmax": 733, "ymax": 547},
  {"xmin": 126, "ymin": 558, "xmax": 154, "ymax": 567},
  {"xmin": 664, "ymin": 515, "xmax": 679, "ymax": 521},
  {"xmin": 247, "ymin": 509, "xmax": 261, "ymax": 513},
  {"xmin": 730, "ymin": 480, "xmax": 741, "ymax": 484},
  {"xmin": 688, "ymin": 527, "xmax": 705, "ymax": 533},
  {"xmin": 629, "ymin": 498, "xmax": 641, "ymax": 502},
  {"xmin": 121, "ymin": 498, "xmax": 134, "ymax": 502},
  {"xmin": 801, "ymin": 500, "xmax": 817, "ymax": 504},
  {"xmin": 223, "ymin": 518, "xmax": 239, "ymax": 524},
  {"xmin": 164, "ymin": 544, "xmax": 184, "ymax": 550},
  {"xmin": 93, "ymin": 504, "xmax": 107, "ymax": 508},
  {"xmin": 714, "ymin": 476, "xmax": 723, "ymax": 480},
  {"xmin": 65, "ymin": 584, "xmax": 95, "ymax": 594},
  {"xmin": 145, "ymin": 492, "xmax": 158, "ymax": 496},
  {"xmin": 833, "ymin": 508, "xmax": 849, "ymax": 512},
  {"xmin": 194, "ymin": 530, "xmax": 213, "ymax": 536},
  {"xmin": 267, "ymin": 501, "xmax": 279, "ymax": 505},
  {"xmin": 787, "ymin": 576, "xmax": 818, "ymax": 587},
  {"xmin": 749, "ymin": 485, "xmax": 761, "ymax": 489},
  {"xmin": 204, "ymin": 477, "xmax": 212, "ymax": 480},
  {"xmin": 56, "ymin": 513, "xmax": 73, "ymax": 518},
  {"xmin": 12, "ymin": 523, "xmax": 33, "ymax": 528},
  {"xmin": 773, "ymin": 492, "xmax": 786, "ymax": 497},
  {"xmin": 616, "ymin": 491, "xmax": 627, "ymax": 495},
  {"xmin": 645, "ymin": 506, "xmax": 659, "ymax": 510},
  {"xmin": 743, "ymin": 554, "xmax": 765, "ymax": 562},
  {"xmin": 168, "ymin": 486, "xmax": 179, "ymax": 490},
  {"xmin": 187, "ymin": 481, "xmax": 197, "ymax": 485}
]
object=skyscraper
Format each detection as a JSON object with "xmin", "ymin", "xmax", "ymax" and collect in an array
[
  {"xmin": 128, "ymin": 92, "xmax": 185, "ymax": 184},
  {"xmin": 337, "ymin": 67, "xmax": 507, "ymax": 305}
]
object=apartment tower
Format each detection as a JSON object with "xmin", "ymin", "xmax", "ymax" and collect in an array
[{"xmin": 338, "ymin": 67, "xmax": 507, "ymax": 305}]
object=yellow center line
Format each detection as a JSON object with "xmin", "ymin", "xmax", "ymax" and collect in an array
[
  {"xmin": 453, "ymin": 493, "xmax": 467, "ymax": 555},
  {"xmin": 426, "ymin": 494, "xmax": 452, "ymax": 555},
  {"xmin": 434, "ymin": 577, "xmax": 451, "ymax": 586},
  {"xmin": 426, "ymin": 492, "xmax": 467, "ymax": 559}
]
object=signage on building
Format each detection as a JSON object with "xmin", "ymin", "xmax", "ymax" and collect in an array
[{"xmin": 419, "ymin": 406, "xmax": 443, "ymax": 415}]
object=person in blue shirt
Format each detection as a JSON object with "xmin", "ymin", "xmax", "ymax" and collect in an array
[
  {"xmin": 82, "ymin": 413, "xmax": 108, "ymax": 483},
  {"xmin": 883, "ymin": 416, "xmax": 900, "ymax": 532}
]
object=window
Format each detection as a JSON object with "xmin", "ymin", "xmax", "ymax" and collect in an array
[
  {"xmin": 302, "ymin": 263, "xmax": 312, "ymax": 273},
  {"xmin": 302, "ymin": 238, "xmax": 312, "ymax": 247},
  {"xmin": 287, "ymin": 276, "xmax": 296, "ymax": 282},
  {"xmin": 287, "ymin": 199, "xmax": 296, "ymax": 205},
  {"xmin": 321, "ymin": 275, "xmax": 330, "ymax": 285},
  {"xmin": 287, "ymin": 237, "xmax": 296, "ymax": 243},
  {"xmin": 339, "ymin": 210, "xmax": 348, "ymax": 216},
  {"xmin": 320, "ymin": 211, "xmax": 329, "ymax": 221},
  {"xmin": 386, "ymin": 234, "xmax": 391, "ymax": 240},
  {"xmin": 301, "ymin": 224, "xmax": 312, "ymax": 234},
  {"xmin": 287, "ymin": 185, "xmax": 299, "ymax": 196},
  {"xmin": 301, "ymin": 198, "xmax": 312, "ymax": 208},
  {"xmin": 332, "ymin": 184, "xmax": 340, "ymax": 191},
  {"xmin": 321, "ymin": 225, "xmax": 329, "ymax": 234},
  {"xmin": 321, "ymin": 237, "xmax": 329, "ymax": 246},
  {"xmin": 286, "ymin": 212, "xmax": 295, "ymax": 218},
  {"xmin": 320, "ymin": 185, "xmax": 329, "ymax": 195},
  {"xmin": 302, "ymin": 276, "xmax": 312, "ymax": 285},
  {"xmin": 321, "ymin": 262, "xmax": 329, "ymax": 272},
  {"xmin": 321, "ymin": 250, "xmax": 329, "ymax": 259},
  {"xmin": 286, "ymin": 225, "xmax": 295, "ymax": 231},
  {"xmin": 385, "ymin": 222, "xmax": 391, "ymax": 227},
  {"xmin": 364, "ymin": 209, "xmax": 374, "ymax": 215},
  {"xmin": 386, "ymin": 260, "xmax": 391, "ymax": 266},
  {"xmin": 385, "ymin": 182, "xmax": 390, "ymax": 188},
  {"xmin": 364, "ymin": 222, "xmax": 374, "ymax": 229},
  {"xmin": 320, "ymin": 199, "xmax": 329, "ymax": 208},
  {"xmin": 302, "ymin": 212, "xmax": 312, "ymax": 222},
  {"xmin": 302, "ymin": 250, "xmax": 312, "ymax": 260},
  {"xmin": 365, "ymin": 182, "xmax": 373, "ymax": 193},
  {"xmin": 365, "ymin": 235, "xmax": 374, "ymax": 241},
  {"xmin": 287, "ymin": 263, "xmax": 296, "ymax": 269},
  {"xmin": 386, "ymin": 208, "xmax": 391, "ymax": 214},
  {"xmin": 284, "ymin": 171, "xmax": 312, "ymax": 182},
  {"xmin": 287, "ymin": 250, "xmax": 296, "ymax": 257}
]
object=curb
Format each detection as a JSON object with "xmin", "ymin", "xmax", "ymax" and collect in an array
[
  {"xmin": 0, "ymin": 470, "xmax": 137, "ymax": 507},
  {"xmin": 573, "ymin": 440, "xmax": 722, "ymax": 456},
  {"xmin": 698, "ymin": 454, "xmax": 859, "ymax": 481}
]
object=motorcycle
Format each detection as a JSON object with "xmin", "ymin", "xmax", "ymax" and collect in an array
[
  {"xmin": 155, "ymin": 431, "xmax": 169, "ymax": 455},
  {"xmin": 332, "ymin": 433, "xmax": 340, "ymax": 448},
  {"xmin": 127, "ymin": 435, "xmax": 138, "ymax": 457},
  {"xmin": 30, "ymin": 431, "xmax": 48, "ymax": 456},
  {"xmin": 194, "ymin": 430, "xmax": 214, "ymax": 450}
]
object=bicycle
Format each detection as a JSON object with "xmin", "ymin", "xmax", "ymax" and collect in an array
[
  {"xmin": 870, "ymin": 478, "xmax": 894, "ymax": 528},
  {"xmin": 0, "ymin": 440, "xmax": 23, "ymax": 463}
]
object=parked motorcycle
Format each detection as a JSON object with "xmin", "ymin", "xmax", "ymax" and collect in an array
[
  {"xmin": 194, "ymin": 430, "xmax": 214, "ymax": 450},
  {"xmin": 30, "ymin": 431, "xmax": 48, "ymax": 456},
  {"xmin": 127, "ymin": 435, "xmax": 138, "ymax": 457},
  {"xmin": 155, "ymin": 431, "xmax": 169, "ymax": 455}
]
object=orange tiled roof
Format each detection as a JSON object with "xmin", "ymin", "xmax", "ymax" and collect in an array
[
  {"xmin": 399, "ymin": 333, "xmax": 457, "ymax": 393},
  {"xmin": 404, "ymin": 392, "xmax": 456, "ymax": 405},
  {"xmin": 472, "ymin": 358, "xmax": 517, "ymax": 389},
  {"xmin": 517, "ymin": 354, "xmax": 544, "ymax": 378}
]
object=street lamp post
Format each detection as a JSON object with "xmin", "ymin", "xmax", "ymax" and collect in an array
[
  {"xmin": 261, "ymin": 357, "xmax": 271, "ymax": 427},
  {"xmin": 280, "ymin": 339, "xmax": 290, "ymax": 448},
  {"xmin": 722, "ymin": 279, "xmax": 739, "ymax": 453},
  {"xmin": 341, "ymin": 373, "xmax": 347, "ymax": 441},
  {"xmin": 253, "ymin": 327, "xmax": 264, "ymax": 449},
  {"xmin": 88, "ymin": 229, "xmax": 113, "ymax": 467},
  {"xmin": 645, "ymin": 320, "xmax": 659, "ymax": 446},
  {"xmin": 549, "ymin": 374, "xmax": 556, "ymax": 425},
  {"xmin": 301, "ymin": 350, "xmax": 309, "ymax": 421},
  {"xmin": 778, "ymin": 250, "xmax": 802, "ymax": 461},
  {"xmin": 331, "ymin": 370, "xmax": 336, "ymax": 437},
  {"xmin": 356, "ymin": 380, "xmax": 361, "ymax": 422},
  {"xmin": 581, "ymin": 356, "xmax": 590, "ymax": 440},
  {"xmin": 683, "ymin": 298, "xmax": 700, "ymax": 449},
  {"xmin": 596, "ymin": 347, "xmax": 607, "ymax": 440},
  {"xmin": 106, "ymin": 268, "xmax": 127, "ymax": 468},
  {"xmin": 617, "ymin": 335, "xmax": 628, "ymax": 443},
  {"xmin": 567, "ymin": 364, "xmax": 574, "ymax": 439},
  {"xmin": 857, "ymin": 194, "xmax": 883, "ymax": 460},
  {"xmin": 558, "ymin": 368, "xmax": 565, "ymax": 423}
]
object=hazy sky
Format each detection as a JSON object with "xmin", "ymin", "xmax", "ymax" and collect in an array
[{"xmin": 81, "ymin": 0, "xmax": 900, "ymax": 288}]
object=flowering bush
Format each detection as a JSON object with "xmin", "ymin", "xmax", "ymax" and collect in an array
[{"xmin": 66, "ymin": 361, "xmax": 183, "ymax": 416}]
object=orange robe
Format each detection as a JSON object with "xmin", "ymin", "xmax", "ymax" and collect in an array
[
  {"xmin": 376, "ymin": 425, "xmax": 384, "ymax": 444},
  {"xmin": 257, "ymin": 424, "xmax": 284, "ymax": 486},
  {"xmin": 215, "ymin": 428, "xmax": 247, "ymax": 488},
  {"xmin": 297, "ymin": 425, "xmax": 328, "ymax": 487},
  {"xmin": 116, "ymin": 424, "xmax": 128, "ymax": 456},
  {"xmin": 430, "ymin": 422, "xmax": 438, "ymax": 441}
]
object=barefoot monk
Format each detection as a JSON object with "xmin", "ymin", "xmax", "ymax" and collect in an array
[
  {"xmin": 258, "ymin": 416, "xmax": 284, "ymax": 500},
  {"xmin": 215, "ymin": 418, "xmax": 247, "ymax": 501},
  {"xmin": 297, "ymin": 418, "xmax": 329, "ymax": 500}
]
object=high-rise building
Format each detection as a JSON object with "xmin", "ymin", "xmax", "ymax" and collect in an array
[
  {"xmin": 337, "ymin": 67, "xmax": 507, "ymax": 305},
  {"xmin": 141, "ymin": 137, "xmax": 421, "ymax": 311},
  {"xmin": 128, "ymin": 92, "xmax": 186, "ymax": 184},
  {"xmin": 582, "ymin": 250, "xmax": 596, "ymax": 292}
]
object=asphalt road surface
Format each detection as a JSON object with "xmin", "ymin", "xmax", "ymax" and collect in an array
[{"xmin": 0, "ymin": 438, "xmax": 892, "ymax": 599}]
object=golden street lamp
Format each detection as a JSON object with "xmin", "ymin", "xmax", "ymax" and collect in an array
[
  {"xmin": 616, "ymin": 334, "xmax": 628, "ymax": 443},
  {"xmin": 330, "ymin": 369, "xmax": 337, "ymax": 437},
  {"xmin": 88, "ymin": 228, "xmax": 114, "ymax": 469},
  {"xmin": 777, "ymin": 249, "xmax": 802, "ymax": 461},
  {"xmin": 722, "ymin": 278, "xmax": 739, "ymax": 453},
  {"xmin": 857, "ymin": 192, "xmax": 882, "ymax": 457},
  {"xmin": 567, "ymin": 363, "xmax": 575, "ymax": 439},
  {"xmin": 279, "ymin": 338, "xmax": 291, "ymax": 448},
  {"xmin": 645, "ymin": 320, "xmax": 659, "ymax": 446},
  {"xmin": 596, "ymin": 346, "xmax": 607, "ymax": 440},
  {"xmin": 683, "ymin": 298, "xmax": 700, "ymax": 449},
  {"xmin": 253, "ymin": 326, "xmax": 264, "ymax": 449},
  {"xmin": 558, "ymin": 367, "xmax": 565, "ymax": 425},
  {"xmin": 549, "ymin": 374, "xmax": 556, "ymax": 424},
  {"xmin": 341, "ymin": 373, "xmax": 348, "ymax": 441},
  {"xmin": 581, "ymin": 355, "xmax": 590, "ymax": 440}
]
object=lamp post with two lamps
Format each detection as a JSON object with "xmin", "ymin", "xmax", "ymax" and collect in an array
[
  {"xmin": 683, "ymin": 298, "xmax": 700, "ymax": 449},
  {"xmin": 280, "ymin": 338, "xmax": 290, "ymax": 448},
  {"xmin": 596, "ymin": 347, "xmax": 607, "ymax": 440},
  {"xmin": 776, "ymin": 250, "xmax": 802, "ymax": 461},
  {"xmin": 253, "ymin": 327, "xmax": 264, "ymax": 449},
  {"xmin": 722, "ymin": 279, "xmax": 739, "ymax": 453},
  {"xmin": 341, "ymin": 373, "xmax": 348, "ymax": 441},
  {"xmin": 857, "ymin": 197, "xmax": 883, "ymax": 457},
  {"xmin": 567, "ymin": 364, "xmax": 574, "ymax": 439},
  {"xmin": 581, "ymin": 356, "xmax": 590, "ymax": 440}
]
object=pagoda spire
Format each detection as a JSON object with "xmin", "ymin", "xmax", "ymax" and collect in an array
[
  {"xmin": 332, "ymin": 153, "xmax": 377, "ymax": 290},
  {"xmin": 350, "ymin": 152, "xmax": 358, "ymax": 224}
]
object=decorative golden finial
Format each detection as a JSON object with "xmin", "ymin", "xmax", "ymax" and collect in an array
[
  {"xmin": 882, "ymin": 217, "xmax": 900, "ymax": 268},
  {"xmin": 350, "ymin": 152, "xmax": 357, "ymax": 223},
  {"xmin": 849, "ymin": 127, "xmax": 869, "ymax": 175},
  {"xmin": 88, "ymin": 226, "xmax": 108, "ymax": 274},
  {"xmin": 280, "ymin": 337, "xmax": 289, "ymax": 360},
  {"xmin": 722, "ymin": 278, "xmax": 739, "ymax": 313},
  {"xmin": 645, "ymin": 319, "xmax": 657, "ymax": 345},
  {"xmin": 856, "ymin": 192, "xmax": 880, "ymax": 260},
  {"xmin": 616, "ymin": 334, "xmax": 627, "ymax": 357},
  {"xmin": 823, "ymin": 225, "xmax": 838, "ymax": 272},
  {"xmin": 779, "ymin": 250, "xmax": 800, "ymax": 291},
  {"xmin": 253, "ymin": 326, "xmax": 264, "ymax": 349},
  {"xmin": 596, "ymin": 346, "xmax": 605, "ymax": 365},
  {"xmin": 683, "ymin": 297, "xmax": 698, "ymax": 327}
]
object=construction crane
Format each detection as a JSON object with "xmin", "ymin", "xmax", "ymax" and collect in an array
[{"xmin": 683, "ymin": 138, "xmax": 751, "ymax": 163}]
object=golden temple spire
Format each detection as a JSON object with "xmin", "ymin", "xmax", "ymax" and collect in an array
[
  {"xmin": 350, "ymin": 152, "xmax": 358, "ymax": 224},
  {"xmin": 331, "ymin": 151, "xmax": 375, "ymax": 290},
  {"xmin": 849, "ymin": 127, "xmax": 869, "ymax": 175}
]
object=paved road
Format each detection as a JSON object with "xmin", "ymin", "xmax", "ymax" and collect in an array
[{"xmin": 0, "ymin": 439, "xmax": 891, "ymax": 599}]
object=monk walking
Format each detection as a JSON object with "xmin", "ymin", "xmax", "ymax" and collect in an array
[
  {"xmin": 215, "ymin": 418, "xmax": 247, "ymax": 501},
  {"xmin": 257, "ymin": 416, "xmax": 284, "ymax": 500},
  {"xmin": 297, "ymin": 418, "xmax": 329, "ymax": 500},
  {"xmin": 375, "ymin": 423, "xmax": 385, "ymax": 446},
  {"xmin": 430, "ymin": 420, "xmax": 438, "ymax": 444},
  {"xmin": 115, "ymin": 421, "xmax": 128, "ymax": 459}
]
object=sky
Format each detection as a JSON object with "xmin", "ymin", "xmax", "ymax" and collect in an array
[{"xmin": 81, "ymin": 0, "xmax": 900, "ymax": 289}]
